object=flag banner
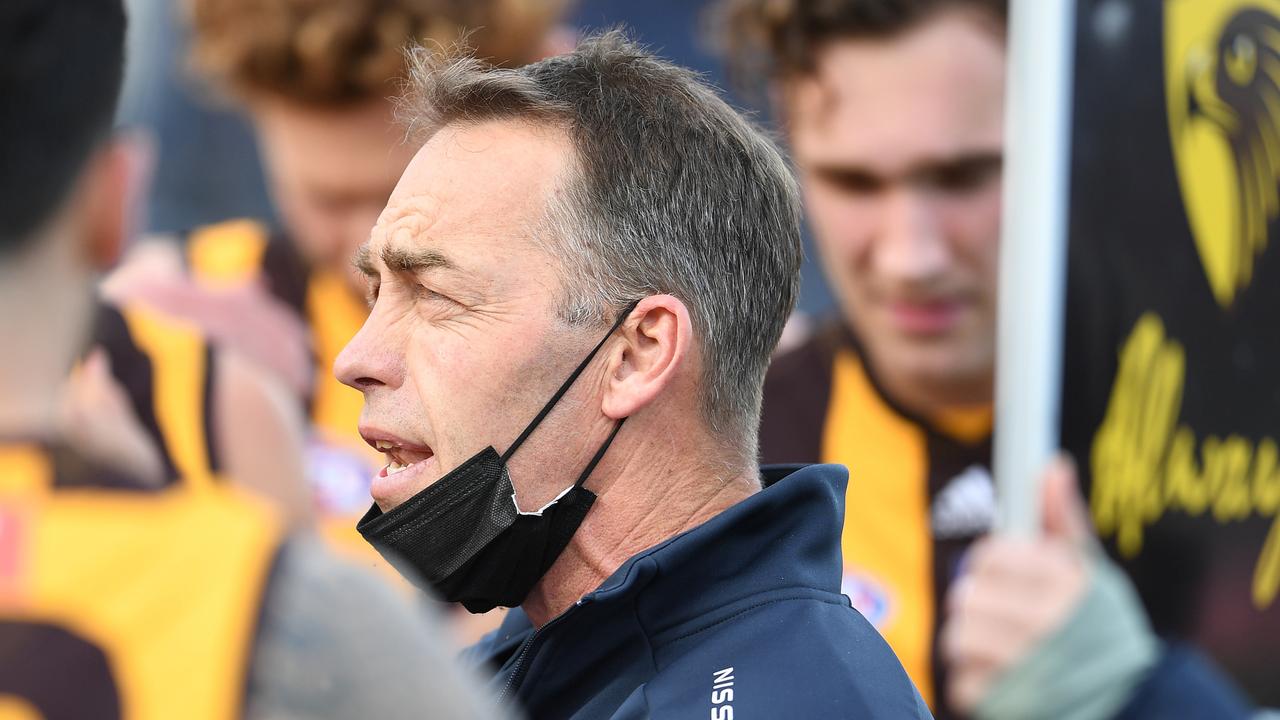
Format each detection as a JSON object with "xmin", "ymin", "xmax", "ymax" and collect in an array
[{"xmin": 1061, "ymin": 0, "xmax": 1280, "ymax": 703}]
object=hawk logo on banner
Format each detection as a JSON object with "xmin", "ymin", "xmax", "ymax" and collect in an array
[
  {"xmin": 1090, "ymin": 0, "xmax": 1280, "ymax": 614},
  {"xmin": 1166, "ymin": 0, "xmax": 1280, "ymax": 307}
]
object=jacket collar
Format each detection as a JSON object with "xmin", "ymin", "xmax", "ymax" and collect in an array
[
  {"xmin": 590, "ymin": 463, "xmax": 848, "ymax": 635},
  {"xmin": 477, "ymin": 463, "xmax": 851, "ymax": 658}
]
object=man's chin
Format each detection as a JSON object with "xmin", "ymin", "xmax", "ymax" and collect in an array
[{"xmin": 865, "ymin": 335, "xmax": 994, "ymax": 398}]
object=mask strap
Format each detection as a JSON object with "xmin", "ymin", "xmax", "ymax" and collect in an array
[
  {"xmin": 573, "ymin": 417, "xmax": 626, "ymax": 489},
  {"xmin": 501, "ymin": 299, "xmax": 641, "ymax": 463}
]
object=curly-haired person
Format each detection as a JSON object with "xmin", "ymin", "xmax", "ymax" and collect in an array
[{"xmin": 99, "ymin": 0, "xmax": 572, "ymax": 626}]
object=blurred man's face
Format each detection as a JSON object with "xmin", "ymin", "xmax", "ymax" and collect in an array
[
  {"xmin": 252, "ymin": 98, "xmax": 417, "ymax": 293},
  {"xmin": 788, "ymin": 11, "xmax": 1005, "ymax": 408},
  {"xmin": 336, "ymin": 120, "xmax": 602, "ymax": 512}
]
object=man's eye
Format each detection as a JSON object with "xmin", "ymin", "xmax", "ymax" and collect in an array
[
  {"xmin": 928, "ymin": 158, "xmax": 1002, "ymax": 193},
  {"xmin": 817, "ymin": 169, "xmax": 883, "ymax": 196},
  {"xmin": 364, "ymin": 282, "xmax": 380, "ymax": 308},
  {"xmin": 414, "ymin": 284, "xmax": 452, "ymax": 305}
]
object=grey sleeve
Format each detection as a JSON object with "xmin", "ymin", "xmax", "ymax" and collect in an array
[
  {"xmin": 244, "ymin": 535, "xmax": 511, "ymax": 720},
  {"xmin": 975, "ymin": 554, "xmax": 1158, "ymax": 720}
]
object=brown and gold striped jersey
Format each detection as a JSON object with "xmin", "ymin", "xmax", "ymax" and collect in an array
[
  {"xmin": 0, "ymin": 442, "xmax": 281, "ymax": 720},
  {"xmin": 760, "ymin": 322, "xmax": 993, "ymax": 718}
]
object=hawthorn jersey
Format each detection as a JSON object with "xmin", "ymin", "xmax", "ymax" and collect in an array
[
  {"xmin": 182, "ymin": 219, "xmax": 368, "ymax": 447},
  {"xmin": 93, "ymin": 302, "xmax": 219, "ymax": 488},
  {"xmin": 0, "ymin": 442, "xmax": 280, "ymax": 720},
  {"xmin": 759, "ymin": 322, "xmax": 993, "ymax": 718},
  {"xmin": 178, "ymin": 219, "xmax": 382, "ymax": 564}
]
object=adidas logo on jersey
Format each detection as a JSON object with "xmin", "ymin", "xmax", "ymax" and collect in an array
[{"xmin": 931, "ymin": 465, "xmax": 996, "ymax": 540}]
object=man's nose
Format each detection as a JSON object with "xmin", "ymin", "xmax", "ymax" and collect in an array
[
  {"xmin": 334, "ymin": 310, "xmax": 401, "ymax": 392},
  {"xmin": 874, "ymin": 188, "xmax": 952, "ymax": 284}
]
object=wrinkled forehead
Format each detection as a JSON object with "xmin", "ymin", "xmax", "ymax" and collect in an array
[
  {"xmin": 786, "ymin": 14, "xmax": 1007, "ymax": 168},
  {"xmin": 370, "ymin": 120, "xmax": 575, "ymax": 254}
]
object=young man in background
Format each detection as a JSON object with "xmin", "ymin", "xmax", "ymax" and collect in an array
[
  {"xmin": 718, "ymin": 1, "xmax": 1256, "ymax": 716},
  {"xmin": 719, "ymin": 1, "xmax": 1005, "ymax": 711}
]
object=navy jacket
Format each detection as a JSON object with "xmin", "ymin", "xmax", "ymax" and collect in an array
[
  {"xmin": 467, "ymin": 464, "xmax": 932, "ymax": 719},
  {"xmin": 1117, "ymin": 645, "xmax": 1253, "ymax": 719}
]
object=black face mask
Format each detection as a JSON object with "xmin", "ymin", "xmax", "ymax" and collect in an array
[{"xmin": 356, "ymin": 302, "xmax": 638, "ymax": 613}]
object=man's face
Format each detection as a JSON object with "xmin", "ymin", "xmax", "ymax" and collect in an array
[
  {"xmin": 788, "ymin": 11, "xmax": 1005, "ymax": 404},
  {"xmin": 335, "ymin": 120, "xmax": 601, "ymax": 512},
  {"xmin": 252, "ymin": 98, "xmax": 418, "ymax": 293}
]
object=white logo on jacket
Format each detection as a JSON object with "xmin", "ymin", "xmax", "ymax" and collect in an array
[{"xmin": 711, "ymin": 667, "xmax": 735, "ymax": 720}]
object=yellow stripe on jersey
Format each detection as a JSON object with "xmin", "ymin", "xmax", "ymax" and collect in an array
[
  {"xmin": 0, "ymin": 697, "xmax": 40, "ymax": 720},
  {"xmin": 306, "ymin": 270, "xmax": 369, "ymax": 445},
  {"xmin": 0, "ymin": 446, "xmax": 52, "ymax": 497},
  {"xmin": 186, "ymin": 220, "xmax": 269, "ymax": 288},
  {"xmin": 119, "ymin": 307, "xmax": 215, "ymax": 490},
  {"xmin": 932, "ymin": 404, "xmax": 994, "ymax": 446},
  {"xmin": 823, "ymin": 349, "xmax": 935, "ymax": 708},
  {"xmin": 15, "ymin": 489, "xmax": 277, "ymax": 720},
  {"xmin": 0, "ymin": 445, "xmax": 280, "ymax": 720}
]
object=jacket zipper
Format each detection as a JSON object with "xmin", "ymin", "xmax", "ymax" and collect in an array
[{"xmin": 495, "ymin": 598, "xmax": 589, "ymax": 706}]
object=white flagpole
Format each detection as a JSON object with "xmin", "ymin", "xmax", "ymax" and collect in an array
[{"xmin": 994, "ymin": 0, "xmax": 1077, "ymax": 535}]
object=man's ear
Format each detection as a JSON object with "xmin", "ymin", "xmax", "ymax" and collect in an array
[
  {"xmin": 601, "ymin": 295, "xmax": 692, "ymax": 420},
  {"xmin": 81, "ymin": 132, "xmax": 153, "ymax": 271}
]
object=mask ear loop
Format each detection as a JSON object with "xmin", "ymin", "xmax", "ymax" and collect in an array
[
  {"xmin": 500, "ymin": 299, "xmax": 642, "ymax": 464},
  {"xmin": 572, "ymin": 416, "xmax": 626, "ymax": 489}
]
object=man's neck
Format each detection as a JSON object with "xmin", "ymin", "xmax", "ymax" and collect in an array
[
  {"xmin": 0, "ymin": 309, "xmax": 80, "ymax": 446},
  {"xmin": 0, "ymin": 401, "xmax": 60, "ymax": 444},
  {"xmin": 0, "ymin": 232, "xmax": 89, "ymax": 444},
  {"xmin": 521, "ymin": 441, "xmax": 758, "ymax": 627}
]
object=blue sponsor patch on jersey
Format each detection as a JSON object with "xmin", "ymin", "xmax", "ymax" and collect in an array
[{"xmin": 841, "ymin": 572, "xmax": 893, "ymax": 628}]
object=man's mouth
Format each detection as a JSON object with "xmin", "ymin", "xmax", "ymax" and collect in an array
[
  {"xmin": 361, "ymin": 433, "xmax": 435, "ymax": 478},
  {"xmin": 885, "ymin": 298, "xmax": 967, "ymax": 336}
]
